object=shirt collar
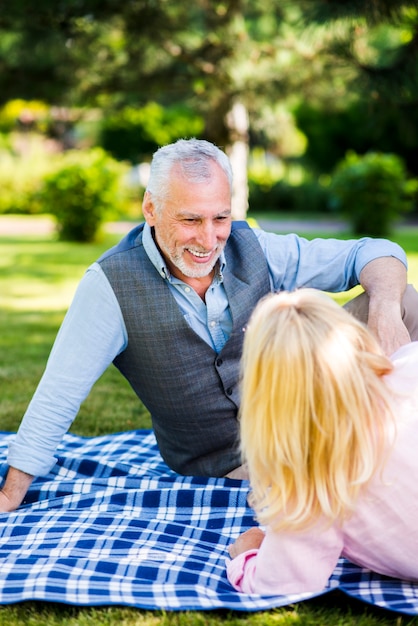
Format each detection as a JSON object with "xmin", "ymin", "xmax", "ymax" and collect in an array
[{"xmin": 142, "ymin": 222, "xmax": 226, "ymax": 283}]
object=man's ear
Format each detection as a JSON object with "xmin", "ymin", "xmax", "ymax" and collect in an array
[{"xmin": 142, "ymin": 191, "xmax": 156, "ymax": 226}]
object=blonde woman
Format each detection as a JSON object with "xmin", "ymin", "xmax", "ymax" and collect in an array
[{"xmin": 227, "ymin": 288, "xmax": 418, "ymax": 595}]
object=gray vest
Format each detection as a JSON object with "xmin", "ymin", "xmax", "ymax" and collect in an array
[{"xmin": 98, "ymin": 222, "xmax": 270, "ymax": 476}]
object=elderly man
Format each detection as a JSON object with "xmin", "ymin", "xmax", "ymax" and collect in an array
[{"xmin": 1, "ymin": 138, "xmax": 417, "ymax": 512}]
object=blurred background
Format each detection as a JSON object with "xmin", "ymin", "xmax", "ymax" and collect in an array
[{"xmin": 1, "ymin": 0, "xmax": 418, "ymax": 240}]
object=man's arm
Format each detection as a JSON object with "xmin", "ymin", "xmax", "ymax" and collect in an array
[
  {"xmin": 0, "ymin": 467, "xmax": 33, "ymax": 512},
  {"xmin": 360, "ymin": 256, "xmax": 410, "ymax": 356},
  {"xmin": 2, "ymin": 266, "xmax": 127, "ymax": 513},
  {"xmin": 253, "ymin": 229, "xmax": 408, "ymax": 294}
]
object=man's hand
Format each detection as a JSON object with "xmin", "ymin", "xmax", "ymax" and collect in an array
[
  {"xmin": 0, "ymin": 467, "xmax": 34, "ymax": 513},
  {"xmin": 360, "ymin": 257, "xmax": 410, "ymax": 356},
  {"xmin": 228, "ymin": 527, "xmax": 265, "ymax": 559}
]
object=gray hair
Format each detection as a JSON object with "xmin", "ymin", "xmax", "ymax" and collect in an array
[{"xmin": 146, "ymin": 138, "xmax": 233, "ymax": 211}]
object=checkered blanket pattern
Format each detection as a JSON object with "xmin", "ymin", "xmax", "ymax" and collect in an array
[{"xmin": 1, "ymin": 429, "xmax": 418, "ymax": 614}]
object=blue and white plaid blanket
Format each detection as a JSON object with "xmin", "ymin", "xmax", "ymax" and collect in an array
[{"xmin": 1, "ymin": 429, "xmax": 418, "ymax": 615}]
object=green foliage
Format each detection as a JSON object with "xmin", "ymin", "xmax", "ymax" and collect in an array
[
  {"xmin": 294, "ymin": 100, "xmax": 418, "ymax": 178},
  {"xmin": 249, "ymin": 177, "xmax": 331, "ymax": 213},
  {"xmin": 0, "ymin": 99, "xmax": 50, "ymax": 133},
  {"xmin": 248, "ymin": 154, "xmax": 332, "ymax": 213},
  {"xmin": 0, "ymin": 133, "xmax": 53, "ymax": 215},
  {"xmin": 39, "ymin": 148, "xmax": 131, "ymax": 242},
  {"xmin": 99, "ymin": 102, "xmax": 204, "ymax": 163},
  {"xmin": 330, "ymin": 151, "xmax": 417, "ymax": 236}
]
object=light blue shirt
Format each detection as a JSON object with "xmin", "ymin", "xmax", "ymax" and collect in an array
[{"xmin": 8, "ymin": 224, "xmax": 407, "ymax": 477}]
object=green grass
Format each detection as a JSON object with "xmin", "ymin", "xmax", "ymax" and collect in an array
[
  {"xmin": 0, "ymin": 595, "xmax": 416, "ymax": 626},
  {"xmin": 1, "ymin": 216, "xmax": 418, "ymax": 625}
]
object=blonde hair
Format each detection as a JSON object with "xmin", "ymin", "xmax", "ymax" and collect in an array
[{"xmin": 239, "ymin": 289, "xmax": 395, "ymax": 531}]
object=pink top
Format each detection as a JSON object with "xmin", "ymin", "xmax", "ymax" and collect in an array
[{"xmin": 227, "ymin": 341, "xmax": 418, "ymax": 595}]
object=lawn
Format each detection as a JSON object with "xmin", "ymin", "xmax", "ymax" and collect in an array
[{"xmin": 1, "ymin": 216, "xmax": 418, "ymax": 626}]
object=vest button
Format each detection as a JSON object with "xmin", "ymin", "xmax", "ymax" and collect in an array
[
  {"xmin": 226, "ymin": 387, "xmax": 233, "ymax": 396},
  {"xmin": 216, "ymin": 358, "xmax": 223, "ymax": 366}
]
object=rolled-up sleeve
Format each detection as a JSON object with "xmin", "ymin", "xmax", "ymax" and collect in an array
[{"xmin": 253, "ymin": 230, "xmax": 407, "ymax": 293}]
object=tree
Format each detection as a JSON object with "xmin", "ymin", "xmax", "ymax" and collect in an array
[
  {"xmin": 0, "ymin": 2, "xmax": 248, "ymax": 215},
  {"xmin": 2, "ymin": 0, "xmax": 418, "ymax": 216},
  {"xmin": 292, "ymin": 0, "xmax": 418, "ymax": 176}
]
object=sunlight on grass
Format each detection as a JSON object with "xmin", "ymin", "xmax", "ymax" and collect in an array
[
  {"xmin": 329, "ymin": 285, "xmax": 363, "ymax": 306},
  {"xmin": 0, "ymin": 237, "xmax": 118, "ymax": 311},
  {"xmin": 1, "ymin": 277, "xmax": 80, "ymax": 311},
  {"xmin": 407, "ymin": 255, "xmax": 418, "ymax": 277}
]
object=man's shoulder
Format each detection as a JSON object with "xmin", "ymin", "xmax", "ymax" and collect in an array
[
  {"xmin": 97, "ymin": 223, "xmax": 146, "ymax": 264},
  {"xmin": 231, "ymin": 220, "xmax": 251, "ymax": 231}
]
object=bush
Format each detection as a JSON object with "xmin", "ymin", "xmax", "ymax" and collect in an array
[
  {"xmin": 248, "ymin": 177, "xmax": 290, "ymax": 213},
  {"xmin": 329, "ymin": 151, "xmax": 417, "ymax": 237},
  {"xmin": 39, "ymin": 148, "xmax": 131, "ymax": 242},
  {"xmin": 0, "ymin": 134, "xmax": 52, "ymax": 215},
  {"xmin": 249, "ymin": 174, "xmax": 332, "ymax": 213},
  {"xmin": 247, "ymin": 149, "xmax": 333, "ymax": 214},
  {"xmin": 0, "ymin": 99, "xmax": 50, "ymax": 134},
  {"xmin": 295, "ymin": 100, "xmax": 418, "ymax": 179}
]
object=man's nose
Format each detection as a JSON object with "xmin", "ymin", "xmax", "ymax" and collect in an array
[{"xmin": 198, "ymin": 223, "xmax": 217, "ymax": 250}]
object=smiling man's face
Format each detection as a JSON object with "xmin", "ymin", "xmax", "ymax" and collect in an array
[{"xmin": 143, "ymin": 161, "xmax": 232, "ymax": 284}]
